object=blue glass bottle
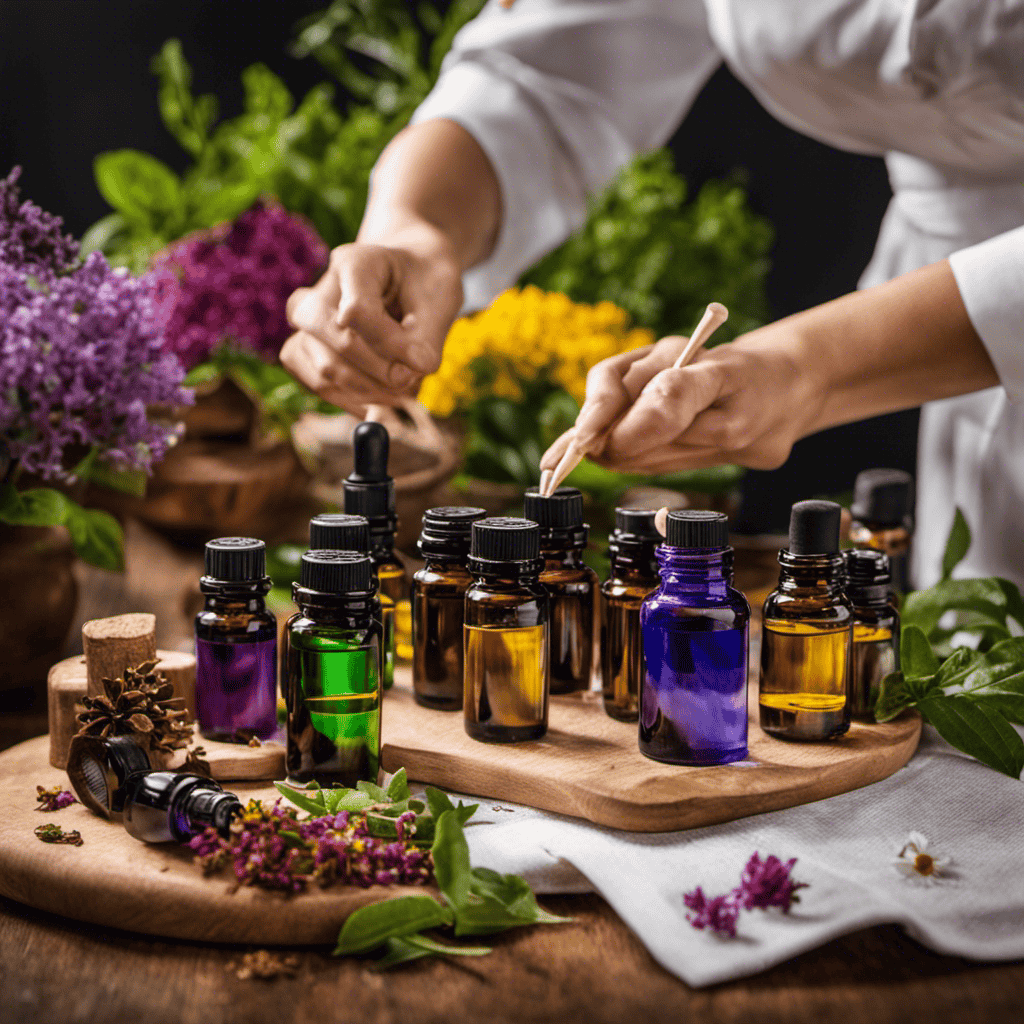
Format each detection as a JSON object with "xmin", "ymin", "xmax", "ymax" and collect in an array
[{"xmin": 640, "ymin": 510, "xmax": 750, "ymax": 765}]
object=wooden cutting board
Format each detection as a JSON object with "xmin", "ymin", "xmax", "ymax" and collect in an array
[
  {"xmin": 0, "ymin": 734, "xmax": 428, "ymax": 946},
  {"xmin": 380, "ymin": 674, "xmax": 921, "ymax": 833}
]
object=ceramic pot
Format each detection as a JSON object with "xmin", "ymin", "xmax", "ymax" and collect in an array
[{"xmin": 0, "ymin": 525, "xmax": 78, "ymax": 690}]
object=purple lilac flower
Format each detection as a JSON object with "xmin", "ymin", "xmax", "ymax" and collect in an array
[
  {"xmin": 152, "ymin": 200, "xmax": 329, "ymax": 371},
  {"xmin": 0, "ymin": 252, "xmax": 191, "ymax": 481},
  {"xmin": 683, "ymin": 886, "xmax": 740, "ymax": 938},
  {"xmin": 35, "ymin": 785, "xmax": 77, "ymax": 812},
  {"xmin": 0, "ymin": 167, "xmax": 79, "ymax": 274},
  {"xmin": 737, "ymin": 852, "xmax": 807, "ymax": 912}
]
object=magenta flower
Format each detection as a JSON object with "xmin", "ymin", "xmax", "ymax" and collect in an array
[
  {"xmin": 35, "ymin": 785, "xmax": 77, "ymax": 812},
  {"xmin": 737, "ymin": 852, "xmax": 807, "ymax": 912},
  {"xmin": 683, "ymin": 886, "xmax": 740, "ymax": 938},
  {"xmin": 152, "ymin": 200, "xmax": 329, "ymax": 371}
]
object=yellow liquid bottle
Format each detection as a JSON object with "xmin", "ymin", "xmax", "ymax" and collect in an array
[{"xmin": 845, "ymin": 548, "xmax": 900, "ymax": 719}]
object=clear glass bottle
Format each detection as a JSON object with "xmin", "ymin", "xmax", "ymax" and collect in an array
[
  {"xmin": 523, "ymin": 486, "xmax": 598, "ymax": 695},
  {"xmin": 640, "ymin": 511, "xmax": 750, "ymax": 764},
  {"xmin": 760, "ymin": 500, "xmax": 854, "ymax": 741},
  {"xmin": 849, "ymin": 468, "xmax": 914, "ymax": 593},
  {"xmin": 194, "ymin": 537, "xmax": 277, "ymax": 741},
  {"xmin": 601, "ymin": 507, "xmax": 662, "ymax": 722},
  {"xmin": 343, "ymin": 421, "xmax": 408, "ymax": 685},
  {"xmin": 845, "ymin": 548, "xmax": 900, "ymax": 719},
  {"xmin": 412, "ymin": 506, "xmax": 487, "ymax": 710},
  {"xmin": 464, "ymin": 517, "xmax": 549, "ymax": 743},
  {"xmin": 285, "ymin": 550, "xmax": 383, "ymax": 786}
]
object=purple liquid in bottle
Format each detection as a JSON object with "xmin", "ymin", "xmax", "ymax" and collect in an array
[
  {"xmin": 639, "ymin": 512, "xmax": 750, "ymax": 765},
  {"xmin": 195, "ymin": 633, "xmax": 277, "ymax": 740}
]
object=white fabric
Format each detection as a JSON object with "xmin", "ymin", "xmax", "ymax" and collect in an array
[
  {"xmin": 460, "ymin": 725, "xmax": 1024, "ymax": 987},
  {"xmin": 412, "ymin": 0, "xmax": 1024, "ymax": 588}
]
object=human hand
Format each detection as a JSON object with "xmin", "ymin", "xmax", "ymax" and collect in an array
[{"xmin": 280, "ymin": 238, "xmax": 463, "ymax": 418}]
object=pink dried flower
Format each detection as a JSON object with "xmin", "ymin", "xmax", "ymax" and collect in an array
[
  {"xmin": 683, "ymin": 886, "xmax": 740, "ymax": 938},
  {"xmin": 35, "ymin": 785, "xmax": 77, "ymax": 812},
  {"xmin": 737, "ymin": 852, "xmax": 807, "ymax": 912},
  {"xmin": 152, "ymin": 200, "xmax": 328, "ymax": 371}
]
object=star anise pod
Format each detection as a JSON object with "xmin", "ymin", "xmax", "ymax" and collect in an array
[{"xmin": 75, "ymin": 660, "xmax": 192, "ymax": 754}]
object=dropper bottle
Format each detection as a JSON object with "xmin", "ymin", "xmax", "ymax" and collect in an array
[
  {"xmin": 759, "ymin": 500, "xmax": 854, "ymax": 741},
  {"xmin": 845, "ymin": 548, "xmax": 900, "ymax": 719},
  {"xmin": 343, "ymin": 422, "xmax": 407, "ymax": 687},
  {"xmin": 849, "ymin": 468, "xmax": 914, "ymax": 593}
]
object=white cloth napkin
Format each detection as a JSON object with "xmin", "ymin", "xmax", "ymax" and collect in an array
[{"xmin": 457, "ymin": 725, "xmax": 1024, "ymax": 988}]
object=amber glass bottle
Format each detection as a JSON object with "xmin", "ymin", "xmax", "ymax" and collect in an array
[
  {"xmin": 760, "ymin": 500, "xmax": 854, "ymax": 741},
  {"xmin": 845, "ymin": 548, "xmax": 900, "ymax": 719},
  {"xmin": 464, "ymin": 517, "xmax": 549, "ymax": 743},
  {"xmin": 412, "ymin": 506, "xmax": 487, "ymax": 710},
  {"xmin": 600, "ymin": 507, "xmax": 661, "ymax": 722},
  {"xmin": 523, "ymin": 487, "xmax": 598, "ymax": 695},
  {"xmin": 849, "ymin": 468, "xmax": 914, "ymax": 593},
  {"xmin": 342, "ymin": 422, "xmax": 407, "ymax": 686}
]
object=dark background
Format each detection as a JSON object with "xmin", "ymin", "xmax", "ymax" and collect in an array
[{"xmin": 0, "ymin": 0, "xmax": 916, "ymax": 534}]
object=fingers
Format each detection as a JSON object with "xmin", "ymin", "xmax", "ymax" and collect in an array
[{"xmin": 539, "ymin": 427, "xmax": 578, "ymax": 473}]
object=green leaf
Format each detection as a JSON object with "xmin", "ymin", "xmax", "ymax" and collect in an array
[
  {"xmin": 401, "ymin": 933, "xmax": 491, "ymax": 957},
  {"xmin": 874, "ymin": 672, "xmax": 915, "ymax": 723},
  {"xmin": 901, "ymin": 625, "xmax": 940, "ymax": 680},
  {"xmin": 370, "ymin": 937, "xmax": 435, "ymax": 970},
  {"xmin": 64, "ymin": 505, "xmax": 124, "ymax": 571},
  {"xmin": 386, "ymin": 767, "xmax": 411, "ymax": 802},
  {"xmin": 431, "ymin": 809, "xmax": 472, "ymax": 910},
  {"xmin": 917, "ymin": 695, "xmax": 1024, "ymax": 779},
  {"xmin": 94, "ymin": 150, "xmax": 183, "ymax": 232},
  {"xmin": 334, "ymin": 893, "xmax": 453, "ymax": 955},
  {"xmin": 274, "ymin": 781, "xmax": 329, "ymax": 816},
  {"xmin": 152, "ymin": 39, "xmax": 217, "ymax": 158},
  {"xmin": 357, "ymin": 779, "xmax": 390, "ymax": 801},
  {"xmin": 0, "ymin": 484, "xmax": 69, "ymax": 527},
  {"xmin": 424, "ymin": 786, "xmax": 478, "ymax": 826},
  {"xmin": 941, "ymin": 507, "xmax": 972, "ymax": 579}
]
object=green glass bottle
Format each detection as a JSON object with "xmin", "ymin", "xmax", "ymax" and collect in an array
[{"xmin": 285, "ymin": 549, "xmax": 383, "ymax": 786}]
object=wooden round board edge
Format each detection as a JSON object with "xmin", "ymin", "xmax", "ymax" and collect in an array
[{"xmin": 0, "ymin": 735, "xmax": 431, "ymax": 946}]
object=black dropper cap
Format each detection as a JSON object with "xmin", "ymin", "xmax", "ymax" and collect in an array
[
  {"xmin": 850, "ymin": 468, "xmax": 914, "ymax": 527},
  {"xmin": 613, "ymin": 507, "xmax": 661, "ymax": 539},
  {"xmin": 845, "ymin": 548, "xmax": 892, "ymax": 591},
  {"xmin": 343, "ymin": 421, "xmax": 396, "ymax": 521},
  {"xmin": 300, "ymin": 549, "xmax": 376, "ymax": 593},
  {"xmin": 309, "ymin": 513, "xmax": 370, "ymax": 552},
  {"xmin": 66, "ymin": 734, "xmax": 152, "ymax": 820},
  {"xmin": 204, "ymin": 537, "xmax": 266, "ymax": 582},
  {"xmin": 666, "ymin": 510, "xmax": 729, "ymax": 549},
  {"xmin": 418, "ymin": 506, "xmax": 488, "ymax": 558},
  {"xmin": 470, "ymin": 517, "xmax": 540, "ymax": 564},
  {"xmin": 523, "ymin": 486, "xmax": 584, "ymax": 528},
  {"xmin": 788, "ymin": 500, "xmax": 842, "ymax": 555}
]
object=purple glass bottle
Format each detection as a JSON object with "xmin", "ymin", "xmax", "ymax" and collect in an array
[
  {"xmin": 640, "ymin": 511, "xmax": 750, "ymax": 765},
  {"xmin": 195, "ymin": 537, "xmax": 278, "ymax": 741}
]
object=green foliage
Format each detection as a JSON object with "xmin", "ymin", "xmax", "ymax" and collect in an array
[
  {"xmin": 874, "ymin": 508, "xmax": 1024, "ymax": 778},
  {"xmin": 522, "ymin": 151, "xmax": 773, "ymax": 343},
  {"xmin": 0, "ymin": 482, "xmax": 124, "ymax": 571}
]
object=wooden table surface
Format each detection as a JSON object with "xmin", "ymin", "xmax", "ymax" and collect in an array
[{"xmin": 1, "ymin": 520, "xmax": 1022, "ymax": 1024}]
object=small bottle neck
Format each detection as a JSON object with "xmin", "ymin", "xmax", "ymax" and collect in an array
[
  {"xmin": 200, "ymin": 576, "xmax": 270, "ymax": 613},
  {"xmin": 776, "ymin": 550, "xmax": 847, "ymax": 593},
  {"xmin": 469, "ymin": 556, "xmax": 543, "ymax": 587},
  {"xmin": 608, "ymin": 536, "xmax": 660, "ymax": 580},
  {"xmin": 422, "ymin": 551, "xmax": 469, "ymax": 571},
  {"xmin": 540, "ymin": 544, "xmax": 585, "ymax": 569},
  {"xmin": 656, "ymin": 546, "xmax": 733, "ymax": 594},
  {"xmin": 292, "ymin": 585, "xmax": 378, "ymax": 627}
]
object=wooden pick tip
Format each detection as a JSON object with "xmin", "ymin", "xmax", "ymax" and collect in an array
[{"xmin": 654, "ymin": 507, "xmax": 669, "ymax": 537}]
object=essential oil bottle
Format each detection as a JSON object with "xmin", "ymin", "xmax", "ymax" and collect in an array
[
  {"xmin": 639, "ymin": 511, "xmax": 750, "ymax": 765},
  {"xmin": 343, "ymin": 421, "xmax": 408, "ymax": 685},
  {"xmin": 845, "ymin": 548, "xmax": 900, "ymax": 719},
  {"xmin": 849, "ymin": 468, "xmax": 914, "ymax": 593},
  {"xmin": 285, "ymin": 550, "xmax": 383, "ymax": 786},
  {"xmin": 412, "ymin": 506, "xmax": 487, "ymax": 710},
  {"xmin": 523, "ymin": 487, "xmax": 598, "ymax": 694},
  {"xmin": 464, "ymin": 517, "xmax": 549, "ymax": 743},
  {"xmin": 601, "ymin": 508, "xmax": 662, "ymax": 722},
  {"xmin": 760, "ymin": 500, "xmax": 854, "ymax": 741},
  {"xmin": 195, "ymin": 537, "xmax": 277, "ymax": 741}
]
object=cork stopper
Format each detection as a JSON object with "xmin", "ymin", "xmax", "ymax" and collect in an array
[{"xmin": 81, "ymin": 613, "xmax": 157, "ymax": 698}]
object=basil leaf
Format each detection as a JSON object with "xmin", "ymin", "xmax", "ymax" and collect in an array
[
  {"xmin": 356, "ymin": 780, "xmax": 389, "ymax": 801},
  {"xmin": 402, "ymin": 933, "xmax": 491, "ymax": 957},
  {"xmin": 64, "ymin": 505, "xmax": 124, "ymax": 572},
  {"xmin": 431, "ymin": 810, "xmax": 472, "ymax": 909},
  {"xmin": 386, "ymin": 768, "xmax": 411, "ymax": 802},
  {"xmin": 274, "ymin": 782, "xmax": 329, "ymax": 816},
  {"xmin": 94, "ymin": 150, "xmax": 183, "ymax": 231},
  {"xmin": 0, "ymin": 485, "xmax": 69, "ymax": 527},
  {"xmin": 335, "ymin": 790, "xmax": 375, "ymax": 812},
  {"xmin": 334, "ymin": 894, "xmax": 453, "ymax": 955},
  {"xmin": 941, "ymin": 507, "xmax": 972, "ymax": 580},
  {"xmin": 323, "ymin": 787, "xmax": 359, "ymax": 814},
  {"xmin": 917, "ymin": 695, "xmax": 1024, "ymax": 779},
  {"xmin": 901, "ymin": 625, "xmax": 940, "ymax": 680},
  {"xmin": 996, "ymin": 578, "xmax": 1024, "ymax": 631},
  {"xmin": 469, "ymin": 867, "xmax": 571, "ymax": 927},
  {"xmin": 425, "ymin": 786, "xmax": 477, "ymax": 826},
  {"xmin": 903, "ymin": 578, "xmax": 1008, "ymax": 639},
  {"xmin": 874, "ymin": 672, "xmax": 915, "ymax": 723},
  {"xmin": 370, "ymin": 937, "xmax": 435, "ymax": 970}
]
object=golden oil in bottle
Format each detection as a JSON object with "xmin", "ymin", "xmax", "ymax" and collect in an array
[
  {"xmin": 760, "ymin": 500, "xmax": 853, "ymax": 741},
  {"xmin": 845, "ymin": 548, "xmax": 900, "ymax": 719},
  {"xmin": 464, "ymin": 517, "xmax": 549, "ymax": 743},
  {"xmin": 600, "ymin": 508, "xmax": 662, "ymax": 722},
  {"xmin": 849, "ymin": 468, "xmax": 914, "ymax": 593}
]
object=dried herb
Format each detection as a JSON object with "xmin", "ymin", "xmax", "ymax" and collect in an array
[
  {"xmin": 76, "ymin": 660, "xmax": 192, "ymax": 755},
  {"xmin": 181, "ymin": 745, "xmax": 212, "ymax": 778},
  {"xmin": 233, "ymin": 951, "xmax": 301, "ymax": 981},
  {"xmin": 35, "ymin": 823, "xmax": 83, "ymax": 846},
  {"xmin": 35, "ymin": 785, "xmax": 76, "ymax": 812}
]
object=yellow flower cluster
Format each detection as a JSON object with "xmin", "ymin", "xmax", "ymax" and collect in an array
[{"xmin": 418, "ymin": 286, "xmax": 653, "ymax": 417}]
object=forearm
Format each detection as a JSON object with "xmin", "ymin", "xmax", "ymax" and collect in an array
[
  {"xmin": 787, "ymin": 259, "xmax": 999, "ymax": 433},
  {"xmin": 357, "ymin": 118, "xmax": 502, "ymax": 271}
]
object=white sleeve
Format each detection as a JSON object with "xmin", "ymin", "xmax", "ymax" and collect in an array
[
  {"xmin": 411, "ymin": 0, "xmax": 720, "ymax": 310},
  {"xmin": 948, "ymin": 225, "xmax": 1024, "ymax": 405}
]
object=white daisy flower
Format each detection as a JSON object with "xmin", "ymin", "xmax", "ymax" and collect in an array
[{"xmin": 892, "ymin": 831, "xmax": 952, "ymax": 885}]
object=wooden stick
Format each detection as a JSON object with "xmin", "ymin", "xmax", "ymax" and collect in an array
[
  {"xmin": 47, "ymin": 656, "xmax": 88, "ymax": 770},
  {"xmin": 82, "ymin": 613, "xmax": 157, "ymax": 698},
  {"xmin": 541, "ymin": 302, "xmax": 729, "ymax": 496}
]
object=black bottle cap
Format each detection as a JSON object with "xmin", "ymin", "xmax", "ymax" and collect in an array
[
  {"xmin": 613, "ymin": 507, "xmax": 661, "ymax": 539},
  {"xmin": 665, "ymin": 509, "xmax": 729, "ymax": 549},
  {"xmin": 845, "ymin": 548, "xmax": 892, "ymax": 586},
  {"xmin": 850, "ymin": 468, "xmax": 914, "ymax": 526},
  {"xmin": 523, "ymin": 487, "xmax": 584, "ymax": 528},
  {"xmin": 65, "ymin": 734, "xmax": 152, "ymax": 819},
  {"xmin": 788, "ymin": 500, "xmax": 842, "ymax": 555},
  {"xmin": 309, "ymin": 513, "xmax": 370, "ymax": 552},
  {"xmin": 204, "ymin": 537, "xmax": 266, "ymax": 582},
  {"xmin": 470, "ymin": 517, "xmax": 540, "ymax": 563},
  {"xmin": 344, "ymin": 421, "xmax": 395, "ymax": 519},
  {"xmin": 418, "ymin": 506, "xmax": 488, "ymax": 558},
  {"xmin": 300, "ymin": 549, "xmax": 375, "ymax": 593}
]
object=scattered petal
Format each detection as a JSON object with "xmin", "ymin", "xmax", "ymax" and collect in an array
[{"xmin": 35, "ymin": 785, "xmax": 77, "ymax": 812}]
